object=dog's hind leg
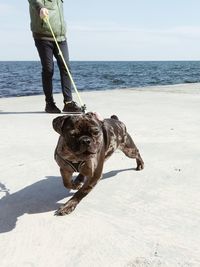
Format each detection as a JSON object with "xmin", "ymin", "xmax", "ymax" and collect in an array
[{"xmin": 119, "ymin": 133, "xmax": 144, "ymax": 170}]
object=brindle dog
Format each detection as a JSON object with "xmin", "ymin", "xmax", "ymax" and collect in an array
[{"xmin": 53, "ymin": 112, "xmax": 144, "ymax": 215}]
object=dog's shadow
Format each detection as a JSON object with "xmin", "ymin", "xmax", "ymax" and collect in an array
[
  {"xmin": 0, "ymin": 168, "xmax": 133, "ymax": 233},
  {"xmin": 102, "ymin": 168, "xmax": 134, "ymax": 180}
]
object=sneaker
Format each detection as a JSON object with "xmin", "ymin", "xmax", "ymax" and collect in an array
[
  {"xmin": 62, "ymin": 101, "xmax": 82, "ymax": 113},
  {"xmin": 45, "ymin": 102, "xmax": 61, "ymax": 113}
]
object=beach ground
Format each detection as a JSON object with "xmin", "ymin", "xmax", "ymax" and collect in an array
[{"xmin": 0, "ymin": 83, "xmax": 200, "ymax": 267}]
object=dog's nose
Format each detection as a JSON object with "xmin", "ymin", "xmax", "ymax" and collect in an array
[{"xmin": 80, "ymin": 137, "xmax": 91, "ymax": 146}]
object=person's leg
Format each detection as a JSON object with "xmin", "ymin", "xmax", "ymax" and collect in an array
[
  {"xmin": 34, "ymin": 39, "xmax": 55, "ymax": 104},
  {"xmin": 53, "ymin": 40, "xmax": 82, "ymax": 112},
  {"xmin": 53, "ymin": 40, "xmax": 72, "ymax": 102}
]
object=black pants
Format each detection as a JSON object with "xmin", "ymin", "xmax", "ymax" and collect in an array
[{"xmin": 34, "ymin": 39, "xmax": 72, "ymax": 103}]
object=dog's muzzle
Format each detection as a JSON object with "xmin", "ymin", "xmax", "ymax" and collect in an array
[{"xmin": 79, "ymin": 136, "xmax": 93, "ymax": 152}]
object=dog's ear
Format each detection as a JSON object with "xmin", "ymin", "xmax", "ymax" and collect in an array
[{"xmin": 52, "ymin": 115, "xmax": 71, "ymax": 135}]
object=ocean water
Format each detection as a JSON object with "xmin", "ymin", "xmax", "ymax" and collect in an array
[{"xmin": 0, "ymin": 61, "xmax": 200, "ymax": 98}]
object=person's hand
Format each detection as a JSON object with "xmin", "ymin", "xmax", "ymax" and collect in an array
[{"xmin": 40, "ymin": 8, "xmax": 49, "ymax": 19}]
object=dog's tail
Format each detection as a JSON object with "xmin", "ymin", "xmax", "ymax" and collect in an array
[{"xmin": 111, "ymin": 115, "xmax": 119, "ymax": 120}]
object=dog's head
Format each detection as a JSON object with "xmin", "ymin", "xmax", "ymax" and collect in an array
[{"xmin": 53, "ymin": 113, "xmax": 104, "ymax": 160}]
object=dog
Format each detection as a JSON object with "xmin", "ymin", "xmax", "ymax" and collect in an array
[{"xmin": 53, "ymin": 112, "xmax": 144, "ymax": 215}]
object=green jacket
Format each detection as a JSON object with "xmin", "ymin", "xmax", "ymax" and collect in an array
[{"xmin": 28, "ymin": 0, "xmax": 66, "ymax": 41}]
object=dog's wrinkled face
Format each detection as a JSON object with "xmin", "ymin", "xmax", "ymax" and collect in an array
[{"xmin": 53, "ymin": 113, "xmax": 103, "ymax": 160}]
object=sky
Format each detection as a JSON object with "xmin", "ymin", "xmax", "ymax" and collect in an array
[{"xmin": 1, "ymin": 0, "xmax": 200, "ymax": 61}]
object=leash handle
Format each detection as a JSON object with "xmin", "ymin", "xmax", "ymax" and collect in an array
[{"xmin": 43, "ymin": 16, "xmax": 85, "ymax": 108}]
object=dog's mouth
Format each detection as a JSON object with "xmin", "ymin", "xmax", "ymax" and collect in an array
[
  {"xmin": 82, "ymin": 150, "xmax": 96, "ymax": 156},
  {"xmin": 76, "ymin": 148, "xmax": 97, "ymax": 158}
]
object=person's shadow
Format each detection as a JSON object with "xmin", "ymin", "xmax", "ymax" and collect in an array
[{"xmin": 0, "ymin": 168, "xmax": 134, "ymax": 233}]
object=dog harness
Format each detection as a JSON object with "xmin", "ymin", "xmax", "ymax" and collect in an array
[{"xmin": 55, "ymin": 151, "xmax": 85, "ymax": 173}]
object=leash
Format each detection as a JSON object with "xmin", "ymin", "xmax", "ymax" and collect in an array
[{"xmin": 43, "ymin": 16, "xmax": 86, "ymax": 113}]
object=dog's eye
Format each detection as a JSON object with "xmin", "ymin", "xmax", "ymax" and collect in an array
[
  {"xmin": 69, "ymin": 130, "xmax": 76, "ymax": 137},
  {"xmin": 92, "ymin": 127, "xmax": 100, "ymax": 135}
]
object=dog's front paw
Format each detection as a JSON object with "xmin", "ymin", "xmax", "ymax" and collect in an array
[
  {"xmin": 55, "ymin": 199, "xmax": 78, "ymax": 216},
  {"xmin": 71, "ymin": 181, "xmax": 83, "ymax": 190},
  {"xmin": 71, "ymin": 174, "xmax": 85, "ymax": 190}
]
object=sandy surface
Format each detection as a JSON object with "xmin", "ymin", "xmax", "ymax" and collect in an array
[{"xmin": 0, "ymin": 83, "xmax": 200, "ymax": 267}]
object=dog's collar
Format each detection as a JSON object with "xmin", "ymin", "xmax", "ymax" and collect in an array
[{"xmin": 55, "ymin": 151, "xmax": 85, "ymax": 173}]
